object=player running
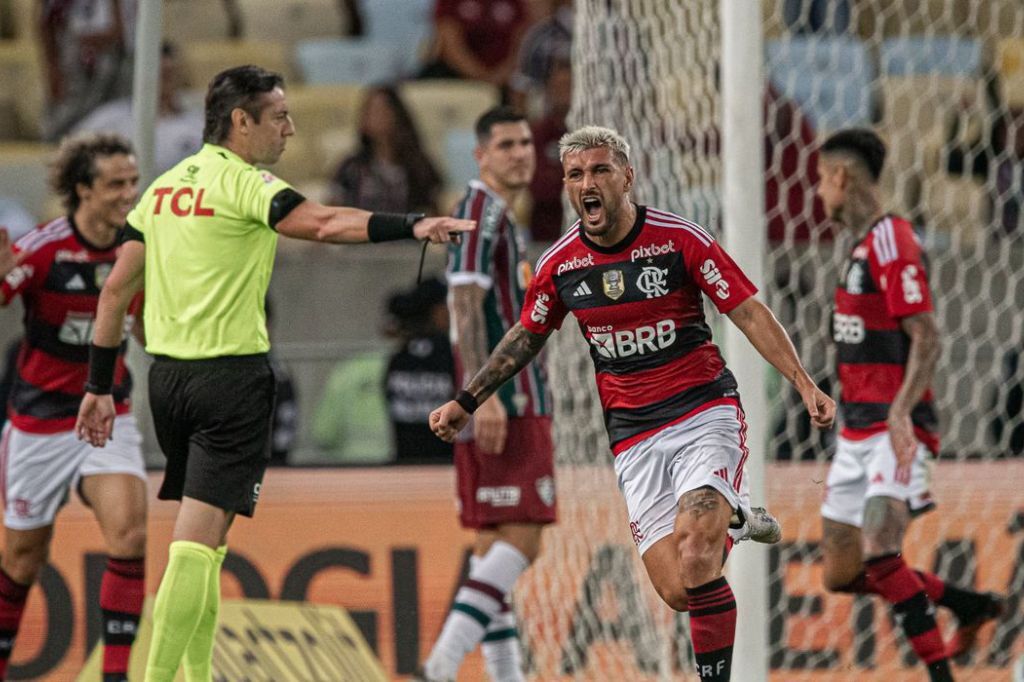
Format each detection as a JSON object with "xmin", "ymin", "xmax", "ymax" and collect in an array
[
  {"xmin": 816, "ymin": 128, "xmax": 1004, "ymax": 682},
  {"xmin": 430, "ymin": 125, "xmax": 834, "ymax": 682},
  {"xmin": 0, "ymin": 134, "xmax": 146, "ymax": 682}
]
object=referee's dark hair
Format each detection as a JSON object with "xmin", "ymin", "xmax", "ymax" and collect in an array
[
  {"xmin": 475, "ymin": 106, "xmax": 528, "ymax": 144},
  {"xmin": 820, "ymin": 128, "xmax": 887, "ymax": 182},
  {"xmin": 203, "ymin": 65, "xmax": 285, "ymax": 145},
  {"xmin": 51, "ymin": 132, "xmax": 135, "ymax": 213}
]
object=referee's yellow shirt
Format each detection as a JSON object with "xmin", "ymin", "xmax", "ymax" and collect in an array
[{"xmin": 126, "ymin": 144, "xmax": 293, "ymax": 359}]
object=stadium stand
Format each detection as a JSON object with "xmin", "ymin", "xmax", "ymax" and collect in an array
[
  {"xmin": 294, "ymin": 38, "xmax": 404, "ymax": 85},
  {"xmin": 879, "ymin": 36, "xmax": 982, "ymax": 76}
]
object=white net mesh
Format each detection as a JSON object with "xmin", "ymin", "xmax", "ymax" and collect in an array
[{"xmin": 513, "ymin": 1, "xmax": 1024, "ymax": 680}]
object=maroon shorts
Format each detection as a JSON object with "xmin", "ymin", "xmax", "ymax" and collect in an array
[{"xmin": 455, "ymin": 415, "xmax": 557, "ymax": 529}]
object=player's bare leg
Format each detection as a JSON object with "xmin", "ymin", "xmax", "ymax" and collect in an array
[
  {"xmin": 146, "ymin": 497, "xmax": 234, "ymax": 682},
  {"xmin": 82, "ymin": 473, "xmax": 147, "ymax": 682},
  {"xmin": 419, "ymin": 522, "xmax": 542, "ymax": 682},
  {"xmin": 0, "ymin": 524, "xmax": 51, "ymax": 678}
]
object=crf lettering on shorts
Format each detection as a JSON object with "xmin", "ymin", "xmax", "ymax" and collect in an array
[
  {"xmin": 152, "ymin": 187, "xmax": 216, "ymax": 217},
  {"xmin": 530, "ymin": 292, "xmax": 550, "ymax": 324},
  {"xmin": 699, "ymin": 258, "xmax": 730, "ymax": 300},
  {"xmin": 629, "ymin": 241, "xmax": 675, "ymax": 262},
  {"xmin": 476, "ymin": 486, "xmax": 522, "ymax": 507},
  {"xmin": 629, "ymin": 520, "xmax": 644, "ymax": 546},
  {"xmin": 832, "ymin": 313, "xmax": 864, "ymax": 344},
  {"xmin": 590, "ymin": 320, "xmax": 675, "ymax": 359},
  {"xmin": 556, "ymin": 253, "xmax": 594, "ymax": 275}
]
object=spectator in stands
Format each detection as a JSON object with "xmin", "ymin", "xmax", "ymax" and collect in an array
[
  {"xmin": 527, "ymin": 58, "xmax": 571, "ymax": 242},
  {"xmin": 328, "ymin": 86, "xmax": 443, "ymax": 214},
  {"xmin": 992, "ymin": 108, "xmax": 1024, "ymax": 238},
  {"xmin": 72, "ymin": 42, "xmax": 203, "ymax": 175},
  {"xmin": 510, "ymin": 0, "xmax": 572, "ymax": 114},
  {"xmin": 313, "ymin": 347, "xmax": 390, "ymax": 464},
  {"xmin": 419, "ymin": 0, "xmax": 530, "ymax": 92},
  {"xmin": 41, "ymin": 0, "xmax": 136, "ymax": 141},
  {"xmin": 264, "ymin": 298, "xmax": 298, "ymax": 466},
  {"xmin": 0, "ymin": 201, "xmax": 38, "ymax": 243},
  {"xmin": 783, "ymin": 0, "xmax": 851, "ymax": 34},
  {"xmin": 384, "ymin": 277, "xmax": 454, "ymax": 463}
]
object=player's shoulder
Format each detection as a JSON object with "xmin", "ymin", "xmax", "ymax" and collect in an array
[
  {"xmin": 869, "ymin": 214, "xmax": 922, "ymax": 265},
  {"xmin": 456, "ymin": 180, "xmax": 508, "ymax": 223},
  {"xmin": 534, "ymin": 220, "xmax": 585, "ymax": 277},
  {"xmin": 642, "ymin": 206, "xmax": 716, "ymax": 248},
  {"xmin": 12, "ymin": 216, "xmax": 73, "ymax": 259}
]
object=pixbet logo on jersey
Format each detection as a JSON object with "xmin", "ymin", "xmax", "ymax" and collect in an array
[
  {"xmin": 589, "ymin": 320, "xmax": 676, "ymax": 359},
  {"xmin": 630, "ymin": 241, "xmax": 675, "ymax": 262},
  {"xmin": 700, "ymin": 259, "xmax": 730, "ymax": 299},
  {"xmin": 556, "ymin": 254, "xmax": 594, "ymax": 275}
]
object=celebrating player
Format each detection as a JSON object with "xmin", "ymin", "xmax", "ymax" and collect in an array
[
  {"xmin": 75, "ymin": 65, "xmax": 473, "ymax": 681},
  {"xmin": 419, "ymin": 107, "xmax": 553, "ymax": 682},
  {"xmin": 0, "ymin": 134, "xmax": 146, "ymax": 682},
  {"xmin": 430, "ymin": 125, "xmax": 834, "ymax": 682},
  {"xmin": 816, "ymin": 128, "xmax": 1003, "ymax": 682}
]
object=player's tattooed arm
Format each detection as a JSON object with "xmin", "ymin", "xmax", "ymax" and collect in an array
[
  {"xmin": 451, "ymin": 283, "xmax": 490, "ymax": 378},
  {"xmin": 464, "ymin": 322, "xmax": 549, "ymax": 403}
]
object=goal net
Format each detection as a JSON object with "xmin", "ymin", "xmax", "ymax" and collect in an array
[{"xmin": 512, "ymin": 1, "xmax": 1024, "ymax": 680}]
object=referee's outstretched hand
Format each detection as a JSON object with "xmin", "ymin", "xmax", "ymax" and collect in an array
[
  {"xmin": 430, "ymin": 400, "xmax": 471, "ymax": 443},
  {"xmin": 413, "ymin": 217, "xmax": 476, "ymax": 244},
  {"xmin": 76, "ymin": 393, "xmax": 116, "ymax": 448}
]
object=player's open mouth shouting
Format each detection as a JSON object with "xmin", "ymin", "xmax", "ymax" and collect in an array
[{"xmin": 582, "ymin": 193, "xmax": 603, "ymax": 226}]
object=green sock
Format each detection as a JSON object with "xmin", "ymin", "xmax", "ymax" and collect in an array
[
  {"xmin": 183, "ymin": 545, "xmax": 227, "ymax": 681},
  {"xmin": 145, "ymin": 541, "xmax": 217, "ymax": 682}
]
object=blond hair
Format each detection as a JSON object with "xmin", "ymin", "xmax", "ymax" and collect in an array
[{"xmin": 558, "ymin": 125, "xmax": 631, "ymax": 165}]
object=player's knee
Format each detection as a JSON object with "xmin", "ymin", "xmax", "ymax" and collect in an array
[
  {"xmin": 657, "ymin": 585, "xmax": 689, "ymax": 612},
  {"xmin": 2, "ymin": 543, "xmax": 48, "ymax": 585},
  {"xmin": 676, "ymin": 530, "xmax": 720, "ymax": 583}
]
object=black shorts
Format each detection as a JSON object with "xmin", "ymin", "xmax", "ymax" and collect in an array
[{"xmin": 149, "ymin": 354, "xmax": 276, "ymax": 517}]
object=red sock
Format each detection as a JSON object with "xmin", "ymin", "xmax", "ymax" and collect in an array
[
  {"xmin": 0, "ymin": 567, "xmax": 30, "ymax": 679},
  {"xmin": 688, "ymin": 576, "xmax": 736, "ymax": 681},
  {"xmin": 100, "ymin": 557, "xmax": 145, "ymax": 682},
  {"xmin": 865, "ymin": 555, "xmax": 952, "ymax": 681}
]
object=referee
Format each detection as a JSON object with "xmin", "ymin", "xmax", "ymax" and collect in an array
[{"xmin": 75, "ymin": 65, "xmax": 473, "ymax": 682}]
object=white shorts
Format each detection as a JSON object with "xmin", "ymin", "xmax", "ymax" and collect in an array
[
  {"xmin": 614, "ymin": 404, "xmax": 752, "ymax": 556},
  {"xmin": 820, "ymin": 432, "xmax": 936, "ymax": 528},
  {"xmin": 0, "ymin": 415, "xmax": 147, "ymax": 530}
]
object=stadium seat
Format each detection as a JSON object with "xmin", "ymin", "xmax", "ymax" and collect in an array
[
  {"xmin": 357, "ymin": 0, "xmax": 433, "ymax": 76},
  {"xmin": 283, "ymin": 84, "xmax": 361, "ymax": 178},
  {"xmin": 857, "ymin": 0, "xmax": 974, "ymax": 38},
  {"xmin": 399, "ymin": 80, "xmax": 499, "ymax": 168},
  {"xmin": 765, "ymin": 36, "xmax": 874, "ymax": 132},
  {"xmin": 181, "ymin": 41, "xmax": 293, "ymax": 92},
  {"xmin": 0, "ymin": 144, "xmax": 58, "ymax": 220},
  {"xmin": 997, "ymin": 39, "xmax": 1024, "ymax": 110},
  {"xmin": 240, "ymin": 0, "xmax": 351, "ymax": 46},
  {"xmin": 294, "ymin": 38, "xmax": 403, "ymax": 85},
  {"xmin": 443, "ymin": 129, "xmax": 479, "ymax": 192},
  {"xmin": 0, "ymin": 43, "xmax": 44, "ymax": 139},
  {"xmin": 162, "ymin": 0, "xmax": 236, "ymax": 43},
  {"xmin": 880, "ymin": 37, "xmax": 982, "ymax": 77},
  {"xmin": 920, "ymin": 173, "xmax": 990, "ymax": 245}
]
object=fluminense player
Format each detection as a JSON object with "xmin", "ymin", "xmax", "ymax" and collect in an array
[
  {"xmin": 430, "ymin": 125, "xmax": 834, "ymax": 682},
  {"xmin": 419, "ymin": 107, "xmax": 554, "ymax": 682},
  {"xmin": 816, "ymin": 128, "xmax": 1003, "ymax": 682},
  {"xmin": 0, "ymin": 134, "xmax": 146, "ymax": 682}
]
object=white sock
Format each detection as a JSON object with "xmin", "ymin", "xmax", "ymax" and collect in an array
[
  {"xmin": 424, "ymin": 542, "xmax": 529, "ymax": 681},
  {"xmin": 482, "ymin": 600, "xmax": 525, "ymax": 682}
]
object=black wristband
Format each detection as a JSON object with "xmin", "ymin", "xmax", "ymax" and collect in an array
[
  {"xmin": 85, "ymin": 344, "xmax": 119, "ymax": 395},
  {"xmin": 368, "ymin": 212, "xmax": 424, "ymax": 242},
  {"xmin": 454, "ymin": 390, "xmax": 479, "ymax": 415}
]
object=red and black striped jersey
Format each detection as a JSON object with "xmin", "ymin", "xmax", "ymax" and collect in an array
[
  {"xmin": 833, "ymin": 214, "xmax": 938, "ymax": 452},
  {"xmin": 447, "ymin": 180, "xmax": 550, "ymax": 417},
  {"xmin": 520, "ymin": 205, "xmax": 757, "ymax": 454},
  {"xmin": 1, "ymin": 216, "xmax": 135, "ymax": 434}
]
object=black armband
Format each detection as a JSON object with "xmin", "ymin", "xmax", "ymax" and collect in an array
[
  {"xmin": 84, "ymin": 344, "xmax": 119, "ymax": 395},
  {"xmin": 454, "ymin": 389, "xmax": 479, "ymax": 415},
  {"xmin": 120, "ymin": 223, "xmax": 145, "ymax": 244},
  {"xmin": 368, "ymin": 212, "xmax": 425, "ymax": 242},
  {"xmin": 268, "ymin": 188, "xmax": 306, "ymax": 229}
]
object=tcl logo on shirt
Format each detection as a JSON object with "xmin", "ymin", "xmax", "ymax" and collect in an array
[
  {"xmin": 700, "ymin": 259, "xmax": 730, "ymax": 299},
  {"xmin": 590, "ymin": 320, "xmax": 676, "ymax": 359}
]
